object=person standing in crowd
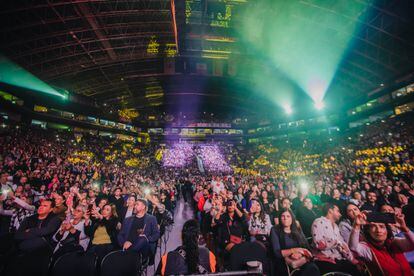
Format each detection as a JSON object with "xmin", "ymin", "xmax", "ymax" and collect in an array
[
  {"xmin": 350, "ymin": 212, "xmax": 414, "ymax": 275},
  {"xmin": 157, "ymin": 219, "xmax": 216, "ymax": 275},
  {"xmin": 271, "ymin": 208, "xmax": 320, "ymax": 276},
  {"xmin": 118, "ymin": 198, "xmax": 160, "ymax": 258},
  {"xmin": 311, "ymin": 203, "xmax": 361, "ymax": 275}
]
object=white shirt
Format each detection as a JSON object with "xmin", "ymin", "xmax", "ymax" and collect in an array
[
  {"xmin": 311, "ymin": 216, "xmax": 353, "ymax": 261},
  {"xmin": 211, "ymin": 180, "xmax": 224, "ymax": 194}
]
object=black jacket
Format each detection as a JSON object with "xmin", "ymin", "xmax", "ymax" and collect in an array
[
  {"xmin": 15, "ymin": 212, "xmax": 61, "ymax": 252},
  {"xmin": 85, "ymin": 217, "xmax": 119, "ymax": 247},
  {"xmin": 214, "ymin": 212, "xmax": 247, "ymax": 248}
]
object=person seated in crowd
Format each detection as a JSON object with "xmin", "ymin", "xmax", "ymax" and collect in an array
[
  {"xmin": 85, "ymin": 203, "xmax": 119, "ymax": 261},
  {"xmin": 248, "ymin": 199, "xmax": 272, "ymax": 247},
  {"xmin": 361, "ymin": 191, "xmax": 381, "ymax": 212},
  {"xmin": 0, "ymin": 192, "xmax": 35, "ymax": 233},
  {"xmin": 273, "ymin": 197, "xmax": 292, "ymax": 225},
  {"xmin": 292, "ymin": 189, "xmax": 308, "ymax": 213},
  {"xmin": 109, "ymin": 187, "xmax": 124, "ymax": 215},
  {"xmin": 320, "ymin": 186, "xmax": 331, "ymax": 203},
  {"xmin": 212, "ymin": 199, "xmax": 247, "ymax": 268},
  {"xmin": 241, "ymin": 190, "xmax": 256, "ymax": 213},
  {"xmin": 259, "ymin": 190, "xmax": 272, "ymax": 214},
  {"xmin": 119, "ymin": 194, "xmax": 136, "ymax": 223},
  {"xmin": 339, "ymin": 203, "xmax": 361, "ymax": 243},
  {"xmin": 350, "ymin": 212, "xmax": 414, "ymax": 275},
  {"xmin": 402, "ymin": 200, "xmax": 414, "ymax": 229},
  {"xmin": 96, "ymin": 197, "xmax": 109, "ymax": 212},
  {"xmin": 349, "ymin": 191, "xmax": 363, "ymax": 208},
  {"xmin": 160, "ymin": 191, "xmax": 172, "ymax": 212},
  {"xmin": 52, "ymin": 204, "xmax": 89, "ymax": 257},
  {"xmin": 117, "ymin": 198, "xmax": 160, "ymax": 258},
  {"xmin": 14, "ymin": 198, "xmax": 61, "ymax": 254},
  {"xmin": 234, "ymin": 186, "xmax": 244, "ymax": 205},
  {"xmin": 157, "ymin": 219, "xmax": 216, "ymax": 275},
  {"xmin": 149, "ymin": 193, "xmax": 174, "ymax": 236},
  {"xmin": 52, "ymin": 193, "xmax": 67, "ymax": 221},
  {"xmin": 328, "ymin": 188, "xmax": 346, "ymax": 212},
  {"xmin": 271, "ymin": 208, "xmax": 319, "ymax": 276},
  {"xmin": 379, "ymin": 204, "xmax": 402, "ymax": 236},
  {"xmin": 296, "ymin": 197, "xmax": 319, "ymax": 238},
  {"xmin": 311, "ymin": 203, "xmax": 361, "ymax": 275},
  {"xmin": 380, "ymin": 204, "xmax": 414, "ymax": 266}
]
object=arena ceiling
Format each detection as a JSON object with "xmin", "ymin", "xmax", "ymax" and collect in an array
[{"xmin": 0, "ymin": 0, "xmax": 414, "ymax": 117}]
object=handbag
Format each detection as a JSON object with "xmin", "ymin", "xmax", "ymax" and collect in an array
[
  {"xmin": 284, "ymin": 255, "xmax": 308, "ymax": 269},
  {"xmin": 227, "ymin": 222, "xmax": 242, "ymax": 245}
]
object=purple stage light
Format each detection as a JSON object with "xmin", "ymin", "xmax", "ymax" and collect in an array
[
  {"xmin": 162, "ymin": 142, "xmax": 193, "ymax": 168},
  {"xmin": 199, "ymin": 144, "xmax": 232, "ymax": 173}
]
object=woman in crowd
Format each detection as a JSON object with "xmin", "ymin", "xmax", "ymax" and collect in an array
[
  {"xmin": 296, "ymin": 197, "xmax": 319, "ymax": 238},
  {"xmin": 157, "ymin": 219, "xmax": 216, "ymax": 275},
  {"xmin": 214, "ymin": 199, "xmax": 247, "ymax": 251},
  {"xmin": 270, "ymin": 208, "xmax": 320, "ymax": 276},
  {"xmin": 273, "ymin": 198, "xmax": 292, "ymax": 225},
  {"xmin": 339, "ymin": 203, "xmax": 361, "ymax": 243},
  {"xmin": 320, "ymin": 186, "xmax": 331, "ymax": 203},
  {"xmin": 241, "ymin": 190, "xmax": 255, "ymax": 213},
  {"xmin": 85, "ymin": 203, "xmax": 119, "ymax": 260},
  {"xmin": 350, "ymin": 212, "xmax": 414, "ymax": 275},
  {"xmin": 160, "ymin": 191, "xmax": 172, "ymax": 212},
  {"xmin": 248, "ymin": 199, "xmax": 272, "ymax": 247},
  {"xmin": 52, "ymin": 204, "xmax": 89, "ymax": 257},
  {"xmin": 260, "ymin": 190, "xmax": 272, "ymax": 214},
  {"xmin": 234, "ymin": 186, "xmax": 244, "ymax": 205},
  {"xmin": 118, "ymin": 194, "xmax": 136, "ymax": 223}
]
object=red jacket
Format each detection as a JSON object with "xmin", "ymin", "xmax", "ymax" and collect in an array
[{"xmin": 366, "ymin": 240, "xmax": 412, "ymax": 276}]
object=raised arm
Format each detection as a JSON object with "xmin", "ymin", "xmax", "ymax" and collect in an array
[
  {"xmin": 348, "ymin": 213, "xmax": 372, "ymax": 260},
  {"xmin": 391, "ymin": 214, "xmax": 414, "ymax": 252}
]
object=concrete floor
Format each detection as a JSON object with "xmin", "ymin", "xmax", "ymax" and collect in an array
[{"xmin": 147, "ymin": 198, "xmax": 194, "ymax": 275}]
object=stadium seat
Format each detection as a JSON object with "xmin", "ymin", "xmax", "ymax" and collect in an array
[
  {"xmin": 100, "ymin": 250, "xmax": 141, "ymax": 276},
  {"xmin": 51, "ymin": 251, "xmax": 97, "ymax": 276},
  {"xmin": 4, "ymin": 247, "xmax": 52, "ymax": 276},
  {"xmin": 229, "ymin": 241, "xmax": 269, "ymax": 274}
]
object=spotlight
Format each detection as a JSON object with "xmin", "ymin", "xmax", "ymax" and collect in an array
[
  {"xmin": 284, "ymin": 105, "xmax": 292, "ymax": 115},
  {"xmin": 299, "ymin": 181, "xmax": 308, "ymax": 193},
  {"xmin": 314, "ymin": 101, "xmax": 324, "ymax": 110}
]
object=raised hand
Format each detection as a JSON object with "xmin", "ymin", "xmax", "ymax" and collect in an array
[
  {"xmin": 353, "ymin": 213, "xmax": 367, "ymax": 229},
  {"xmin": 395, "ymin": 213, "xmax": 410, "ymax": 232}
]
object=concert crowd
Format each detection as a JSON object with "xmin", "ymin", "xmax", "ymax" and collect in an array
[{"xmin": 0, "ymin": 113, "xmax": 414, "ymax": 275}]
